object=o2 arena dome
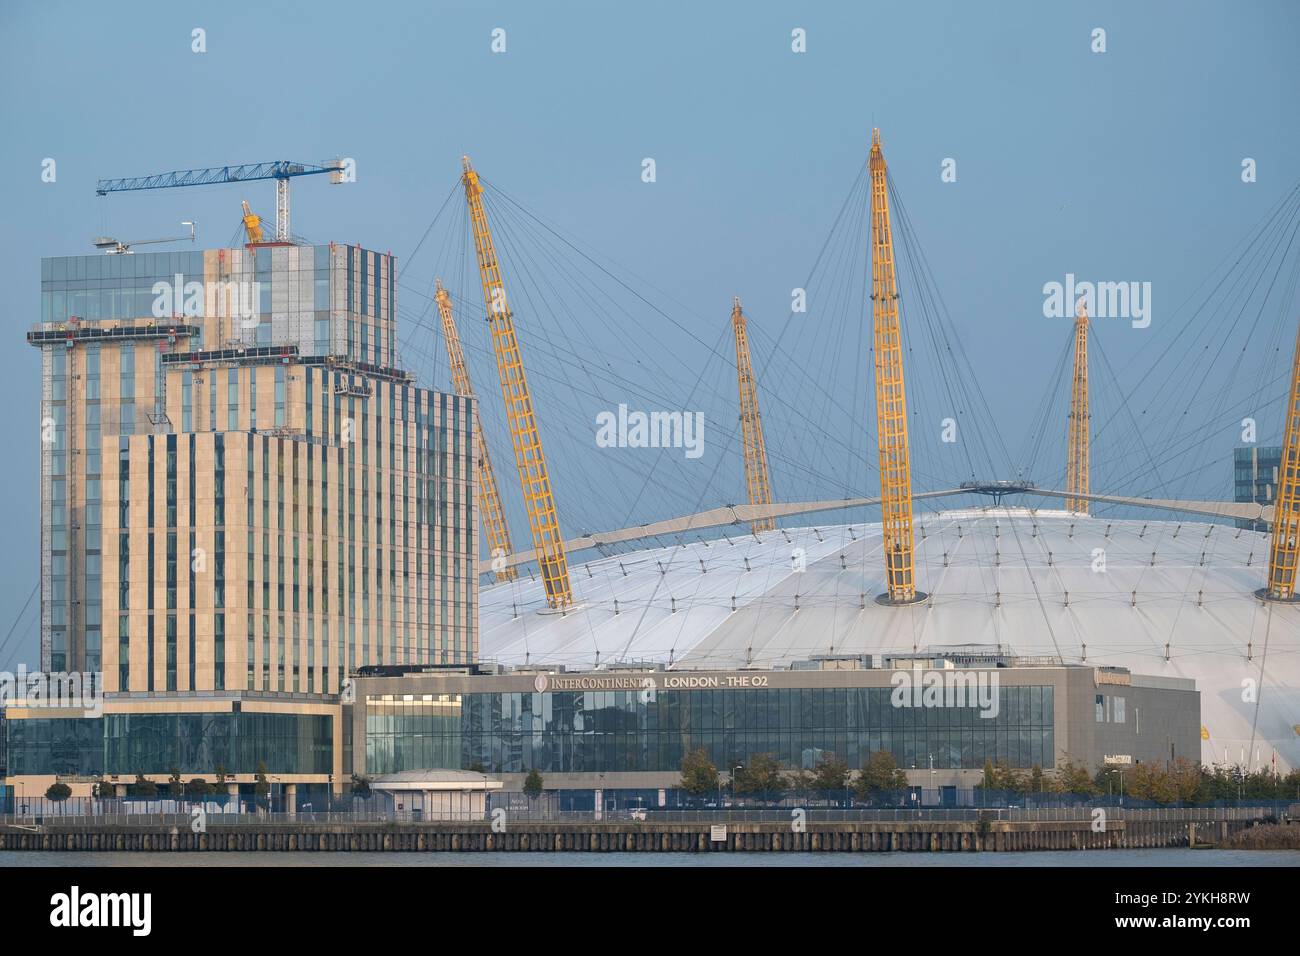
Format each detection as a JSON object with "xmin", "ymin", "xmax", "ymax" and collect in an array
[{"xmin": 480, "ymin": 507, "xmax": 1300, "ymax": 773}]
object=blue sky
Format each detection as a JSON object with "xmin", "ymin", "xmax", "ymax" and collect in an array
[{"xmin": 1, "ymin": 0, "xmax": 1298, "ymax": 667}]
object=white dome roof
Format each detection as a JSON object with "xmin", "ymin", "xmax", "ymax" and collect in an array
[{"xmin": 481, "ymin": 508, "xmax": 1300, "ymax": 772}]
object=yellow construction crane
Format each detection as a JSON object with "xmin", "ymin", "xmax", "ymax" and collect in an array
[
  {"xmin": 732, "ymin": 297, "xmax": 775, "ymax": 533},
  {"xmin": 435, "ymin": 279, "xmax": 517, "ymax": 582},
  {"xmin": 241, "ymin": 201, "xmax": 263, "ymax": 244},
  {"xmin": 1066, "ymin": 301, "xmax": 1091, "ymax": 514},
  {"xmin": 868, "ymin": 129, "xmax": 922, "ymax": 604},
  {"xmin": 461, "ymin": 156, "xmax": 574, "ymax": 608},
  {"xmin": 1265, "ymin": 315, "xmax": 1300, "ymax": 600}
]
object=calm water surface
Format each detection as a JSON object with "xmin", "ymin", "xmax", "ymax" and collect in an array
[{"xmin": 3, "ymin": 849, "xmax": 1298, "ymax": 867}]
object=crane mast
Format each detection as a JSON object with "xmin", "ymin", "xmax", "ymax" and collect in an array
[
  {"xmin": 1066, "ymin": 301, "xmax": 1091, "ymax": 514},
  {"xmin": 731, "ymin": 297, "xmax": 775, "ymax": 533},
  {"xmin": 868, "ymin": 129, "xmax": 922, "ymax": 604},
  {"xmin": 461, "ymin": 156, "xmax": 574, "ymax": 608},
  {"xmin": 435, "ymin": 280, "xmax": 517, "ymax": 583},
  {"xmin": 1265, "ymin": 316, "xmax": 1300, "ymax": 600}
]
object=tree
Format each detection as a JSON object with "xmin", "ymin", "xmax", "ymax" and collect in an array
[
  {"xmin": 45, "ymin": 782, "xmax": 72, "ymax": 802},
  {"xmin": 350, "ymin": 774, "xmax": 372, "ymax": 799},
  {"xmin": 94, "ymin": 779, "xmax": 118, "ymax": 800},
  {"xmin": 168, "ymin": 767, "xmax": 183, "ymax": 798},
  {"xmin": 523, "ymin": 768, "xmax": 544, "ymax": 800},
  {"xmin": 982, "ymin": 758, "xmax": 996, "ymax": 790},
  {"xmin": 679, "ymin": 748, "xmax": 719, "ymax": 797},
  {"xmin": 811, "ymin": 753, "xmax": 850, "ymax": 793},
  {"xmin": 186, "ymin": 778, "xmax": 214, "ymax": 799},
  {"xmin": 130, "ymin": 773, "xmax": 158, "ymax": 798},
  {"xmin": 213, "ymin": 764, "xmax": 229, "ymax": 788},
  {"xmin": 254, "ymin": 761, "xmax": 271, "ymax": 810},
  {"xmin": 857, "ymin": 750, "xmax": 908, "ymax": 798},
  {"xmin": 1030, "ymin": 765, "xmax": 1045, "ymax": 794},
  {"xmin": 734, "ymin": 753, "xmax": 785, "ymax": 797},
  {"xmin": 1053, "ymin": 758, "xmax": 1097, "ymax": 796}
]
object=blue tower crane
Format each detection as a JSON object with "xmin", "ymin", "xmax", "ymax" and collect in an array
[{"xmin": 95, "ymin": 159, "xmax": 347, "ymax": 242}]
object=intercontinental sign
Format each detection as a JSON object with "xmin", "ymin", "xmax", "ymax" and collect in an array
[{"xmin": 532, "ymin": 672, "xmax": 771, "ymax": 693}]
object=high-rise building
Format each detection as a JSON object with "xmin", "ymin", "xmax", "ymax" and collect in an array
[
  {"xmin": 1233, "ymin": 445, "xmax": 1282, "ymax": 531},
  {"xmin": 9, "ymin": 242, "xmax": 477, "ymax": 801}
]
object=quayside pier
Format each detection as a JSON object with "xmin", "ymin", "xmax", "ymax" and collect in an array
[{"xmin": 0, "ymin": 807, "xmax": 1277, "ymax": 853}]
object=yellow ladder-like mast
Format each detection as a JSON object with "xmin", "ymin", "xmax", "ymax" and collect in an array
[
  {"xmin": 731, "ymin": 297, "xmax": 775, "ymax": 533},
  {"xmin": 435, "ymin": 279, "xmax": 517, "ymax": 582},
  {"xmin": 461, "ymin": 156, "xmax": 573, "ymax": 608},
  {"xmin": 1066, "ymin": 301, "xmax": 1091, "ymax": 515},
  {"xmin": 1265, "ymin": 316, "xmax": 1300, "ymax": 600},
  {"xmin": 868, "ymin": 129, "xmax": 922, "ymax": 604}
]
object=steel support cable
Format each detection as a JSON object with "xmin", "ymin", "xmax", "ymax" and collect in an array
[
  {"xmin": 478, "ymin": 177, "xmax": 889, "ymax": 517},
  {"xmin": 476, "ymin": 191, "xmax": 645, "ymax": 531},
  {"xmin": 891, "ymin": 193, "xmax": 985, "ymax": 482},
  {"xmin": 888, "ymin": 178, "xmax": 997, "ymax": 482},
  {"xmin": 889, "ymin": 175, "xmax": 1015, "ymax": 477},
  {"xmin": 0, "ymin": 581, "xmax": 39, "ymax": 671},
  {"xmin": 1017, "ymin": 331, "xmax": 1075, "ymax": 482},
  {"xmin": 1081, "ymin": 210, "xmax": 1299, "ymax": 508},
  {"xmin": 1096, "ymin": 199, "xmax": 1300, "ymax": 499},
  {"xmin": 1114, "ymin": 180, "xmax": 1300, "ymax": 380},
  {"xmin": 1110, "ymin": 189, "xmax": 1300, "ymax": 487}
]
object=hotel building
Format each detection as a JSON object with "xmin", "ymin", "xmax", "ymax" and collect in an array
[{"xmin": 6, "ymin": 242, "xmax": 477, "ymax": 803}]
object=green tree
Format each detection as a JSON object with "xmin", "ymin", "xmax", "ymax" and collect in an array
[
  {"xmin": 679, "ymin": 748, "xmax": 719, "ymax": 797},
  {"xmin": 523, "ymin": 768, "xmax": 544, "ymax": 800},
  {"xmin": 130, "ymin": 773, "xmax": 158, "ymax": 798},
  {"xmin": 811, "ymin": 753, "xmax": 849, "ymax": 793},
  {"xmin": 350, "ymin": 774, "xmax": 372, "ymax": 799},
  {"xmin": 734, "ymin": 754, "xmax": 785, "ymax": 797},
  {"xmin": 856, "ymin": 750, "xmax": 908, "ymax": 798},
  {"xmin": 254, "ymin": 761, "xmax": 271, "ymax": 809},
  {"xmin": 94, "ymin": 779, "xmax": 118, "ymax": 800},
  {"xmin": 982, "ymin": 758, "xmax": 996, "ymax": 790},
  {"xmin": 185, "ymin": 778, "xmax": 214, "ymax": 799},
  {"xmin": 213, "ymin": 764, "xmax": 229, "ymax": 788},
  {"xmin": 1030, "ymin": 765, "xmax": 1045, "ymax": 794},
  {"xmin": 1054, "ymin": 758, "xmax": 1097, "ymax": 796},
  {"xmin": 168, "ymin": 767, "xmax": 183, "ymax": 798},
  {"xmin": 45, "ymin": 782, "xmax": 72, "ymax": 802}
]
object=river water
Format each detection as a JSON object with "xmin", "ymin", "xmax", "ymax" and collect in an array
[{"xmin": 4, "ymin": 848, "xmax": 1298, "ymax": 867}]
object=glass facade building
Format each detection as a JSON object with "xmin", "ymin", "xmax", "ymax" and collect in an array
[
  {"xmin": 29, "ymin": 245, "xmax": 477, "ymax": 695},
  {"xmin": 5, "ymin": 717, "xmax": 105, "ymax": 777},
  {"xmin": 103, "ymin": 711, "xmax": 332, "ymax": 775},
  {"xmin": 364, "ymin": 685, "xmax": 1055, "ymax": 776},
  {"xmin": 1233, "ymin": 445, "xmax": 1283, "ymax": 531},
  {"xmin": 4, "ymin": 712, "xmax": 331, "ymax": 776}
]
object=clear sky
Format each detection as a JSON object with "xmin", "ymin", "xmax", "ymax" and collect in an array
[{"xmin": 1, "ymin": 0, "xmax": 1298, "ymax": 667}]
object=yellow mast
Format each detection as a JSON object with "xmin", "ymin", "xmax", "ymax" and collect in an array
[
  {"xmin": 434, "ymin": 279, "xmax": 516, "ymax": 582},
  {"xmin": 1265, "ymin": 316, "xmax": 1300, "ymax": 600},
  {"xmin": 731, "ymin": 297, "xmax": 775, "ymax": 533},
  {"xmin": 461, "ymin": 156, "xmax": 573, "ymax": 608},
  {"xmin": 868, "ymin": 129, "xmax": 921, "ymax": 604},
  {"xmin": 1066, "ymin": 301, "xmax": 1091, "ymax": 515}
]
